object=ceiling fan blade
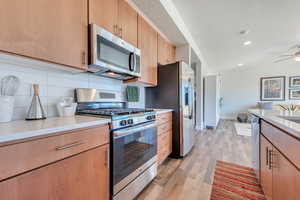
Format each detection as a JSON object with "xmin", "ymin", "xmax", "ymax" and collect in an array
[
  {"xmin": 288, "ymin": 44, "xmax": 300, "ymax": 51},
  {"xmin": 278, "ymin": 54, "xmax": 293, "ymax": 57},
  {"xmin": 274, "ymin": 57, "xmax": 294, "ymax": 63}
]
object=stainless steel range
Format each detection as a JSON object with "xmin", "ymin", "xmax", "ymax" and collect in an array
[{"xmin": 75, "ymin": 88, "xmax": 157, "ymax": 200}]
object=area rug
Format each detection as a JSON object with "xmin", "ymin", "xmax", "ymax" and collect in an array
[
  {"xmin": 234, "ymin": 122, "xmax": 252, "ymax": 136},
  {"xmin": 210, "ymin": 161, "xmax": 265, "ymax": 200}
]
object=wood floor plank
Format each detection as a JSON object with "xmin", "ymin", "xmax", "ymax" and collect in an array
[{"xmin": 136, "ymin": 120, "xmax": 252, "ymax": 200}]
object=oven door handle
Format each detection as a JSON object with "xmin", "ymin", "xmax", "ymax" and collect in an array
[{"xmin": 113, "ymin": 123, "xmax": 157, "ymax": 138}]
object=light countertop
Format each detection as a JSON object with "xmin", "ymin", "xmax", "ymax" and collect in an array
[
  {"xmin": 249, "ymin": 109, "xmax": 300, "ymax": 140},
  {"xmin": 0, "ymin": 116, "xmax": 110, "ymax": 146},
  {"xmin": 152, "ymin": 109, "xmax": 173, "ymax": 114}
]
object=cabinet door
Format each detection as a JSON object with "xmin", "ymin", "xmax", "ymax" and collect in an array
[
  {"xmin": 158, "ymin": 34, "xmax": 168, "ymax": 65},
  {"xmin": 168, "ymin": 45, "xmax": 176, "ymax": 63},
  {"xmin": 272, "ymin": 148, "xmax": 300, "ymax": 200},
  {"xmin": 89, "ymin": 0, "xmax": 118, "ymax": 34},
  {"xmin": 118, "ymin": 0, "xmax": 138, "ymax": 46},
  {"xmin": 0, "ymin": 145, "xmax": 109, "ymax": 200},
  {"xmin": 158, "ymin": 34, "xmax": 176, "ymax": 65},
  {"xmin": 0, "ymin": 0, "xmax": 88, "ymax": 70},
  {"xmin": 137, "ymin": 16, "xmax": 158, "ymax": 86},
  {"xmin": 260, "ymin": 135, "xmax": 273, "ymax": 200}
]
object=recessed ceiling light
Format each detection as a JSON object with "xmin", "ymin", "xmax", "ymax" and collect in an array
[
  {"xmin": 239, "ymin": 30, "xmax": 250, "ymax": 35},
  {"xmin": 243, "ymin": 41, "xmax": 252, "ymax": 46},
  {"xmin": 237, "ymin": 63, "xmax": 244, "ymax": 67}
]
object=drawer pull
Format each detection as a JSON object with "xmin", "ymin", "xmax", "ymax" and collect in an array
[
  {"xmin": 105, "ymin": 148, "xmax": 109, "ymax": 168},
  {"xmin": 55, "ymin": 141, "xmax": 84, "ymax": 151}
]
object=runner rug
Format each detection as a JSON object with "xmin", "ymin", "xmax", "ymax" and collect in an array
[{"xmin": 210, "ymin": 160, "xmax": 266, "ymax": 200}]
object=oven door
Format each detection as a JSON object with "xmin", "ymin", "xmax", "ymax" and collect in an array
[
  {"xmin": 89, "ymin": 24, "xmax": 141, "ymax": 79},
  {"xmin": 112, "ymin": 122, "xmax": 157, "ymax": 195}
]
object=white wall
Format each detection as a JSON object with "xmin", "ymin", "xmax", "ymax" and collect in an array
[
  {"xmin": 0, "ymin": 53, "xmax": 145, "ymax": 121},
  {"xmin": 220, "ymin": 62, "xmax": 300, "ymax": 119}
]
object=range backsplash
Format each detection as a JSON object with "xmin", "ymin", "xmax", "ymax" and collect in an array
[{"xmin": 0, "ymin": 53, "xmax": 145, "ymax": 121}]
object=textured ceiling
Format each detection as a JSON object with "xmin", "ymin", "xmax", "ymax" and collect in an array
[{"xmin": 172, "ymin": 0, "xmax": 300, "ymax": 72}]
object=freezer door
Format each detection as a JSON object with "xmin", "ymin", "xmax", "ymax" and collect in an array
[{"xmin": 179, "ymin": 62, "xmax": 196, "ymax": 156}]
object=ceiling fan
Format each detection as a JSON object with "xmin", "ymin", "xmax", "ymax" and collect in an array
[{"xmin": 274, "ymin": 45, "xmax": 300, "ymax": 63}]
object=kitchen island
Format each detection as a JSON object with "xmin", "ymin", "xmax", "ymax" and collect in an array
[{"xmin": 249, "ymin": 109, "xmax": 300, "ymax": 200}]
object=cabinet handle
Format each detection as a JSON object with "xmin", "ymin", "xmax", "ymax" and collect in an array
[
  {"xmin": 82, "ymin": 51, "xmax": 86, "ymax": 65},
  {"xmin": 268, "ymin": 149, "xmax": 272, "ymax": 170},
  {"xmin": 114, "ymin": 25, "xmax": 118, "ymax": 35},
  {"xmin": 105, "ymin": 148, "xmax": 109, "ymax": 168},
  {"xmin": 266, "ymin": 147, "xmax": 269, "ymax": 166},
  {"xmin": 55, "ymin": 141, "xmax": 84, "ymax": 151},
  {"xmin": 119, "ymin": 27, "xmax": 123, "ymax": 38}
]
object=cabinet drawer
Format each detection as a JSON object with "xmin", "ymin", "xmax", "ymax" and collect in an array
[
  {"xmin": 157, "ymin": 122, "xmax": 172, "ymax": 135},
  {"xmin": 261, "ymin": 120, "xmax": 300, "ymax": 169},
  {"xmin": 156, "ymin": 112, "xmax": 172, "ymax": 125},
  {"xmin": 0, "ymin": 125, "xmax": 109, "ymax": 181}
]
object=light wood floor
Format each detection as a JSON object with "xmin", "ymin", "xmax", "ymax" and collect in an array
[{"xmin": 137, "ymin": 120, "xmax": 252, "ymax": 200}]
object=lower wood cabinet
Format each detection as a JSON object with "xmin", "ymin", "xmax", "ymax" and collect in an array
[
  {"xmin": 260, "ymin": 131, "xmax": 300, "ymax": 200},
  {"xmin": 156, "ymin": 112, "xmax": 172, "ymax": 165},
  {"xmin": 0, "ymin": 145, "xmax": 109, "ymax": 200},
  {"xmin": 272, "ymin": 147, "xmax": 300, "ymax": 200},
  {"xmin": 260, "ymin": 135, "xmax": 273, "ymax": 200},
  {"xmin": 0, "ymin": 125, "xmax": 110, "ymax": 200}
]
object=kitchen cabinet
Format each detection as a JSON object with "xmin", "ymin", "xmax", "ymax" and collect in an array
[
  {"xmin": 156, "ymin": 112, "xmax": 173, "ymax": 165},
  {"xmin": 118, "ymin": 0, "xmax": 138, "ymax": 46},
  {"xmin": 260, "ymin": 135, "xmax": 273, "ymax": 200},
  {"xmin": 138, "ymin": 16, "xmax": 158, "ymax": 86},
  {"xmin": 0, "ymin": 145, "xmax": 109, "ymax": 200},
  {"xmin": 158, "ymin": 34, "xmax": 176, "ymax": 65},
  {"xmin": 89, "ymin": 0, "xmax": 119, "ymax": 35},
  {"xmin": 0, "ymin": 125, "xmax": 110, "ymax": 200},
  {"xmin": 260, "ymin": 120, "xmax": 300, "ymax": 200},
  {"xmin": 0, "ymin": 0, "xmax": 88, "ymax": 70},
  {"xmin": 129, "ymin": 16, "xmax": 158, "ymax": 86},
  {"xmin": 272, "ymin": 148, "xmax": 300, "ymax": 200},
  {"xmin": 89, "ymin": 0, "xmax": 138, "ymax": 46}
]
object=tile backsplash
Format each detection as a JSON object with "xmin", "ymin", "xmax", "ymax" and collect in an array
[{"xmin": 0, "ymin": 53, "xmax": 145, "ymax": 121}]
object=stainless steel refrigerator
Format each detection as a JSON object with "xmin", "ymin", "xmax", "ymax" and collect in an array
[{"xmin": 146, "ymin": 61, "xmax": 196, "ymax": 158}]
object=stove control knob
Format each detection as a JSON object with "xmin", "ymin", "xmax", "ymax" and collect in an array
[
  {"xmin": 146, "ymin": 115, "xmax": 154, "ymax": 120},
  {"xmin": 127, "ymin": 119, "xmax": 134, "ymax": 125},
  {"xmin": 120, "ymin": 120, "xmax": 127, "ymax": 126}
]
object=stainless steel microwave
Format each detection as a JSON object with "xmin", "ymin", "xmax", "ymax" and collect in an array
[{"xmin": 88, "ymin": 24, "xmax": 141, "ymax": 80}]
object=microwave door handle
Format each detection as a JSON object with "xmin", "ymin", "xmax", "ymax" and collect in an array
[{"xmin": 129, "ymin": 52, "xmax": 134, "ymax": 71}]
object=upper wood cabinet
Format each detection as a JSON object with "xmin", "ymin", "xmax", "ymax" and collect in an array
[
  {"xmin": 89, "ymin": 0, "xmax": 138, "ymax": 46},
  {"xmin": 118, "ymin": 0, "xmax": 138, "ymax": 46},
  {"xmin": 89, "ymin": 0, "xmax": 119, "ymax": 35},
  {"xmin": 158, "ymin": 34, "xmax": 176, "ymax": 65},
  {"xmin": 0, "ymin": 0, "xmax": 88, "ymax": 70},
  {"xmin": 134, "ymin": 16, "xmax": 158, "ymax": 86}
]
